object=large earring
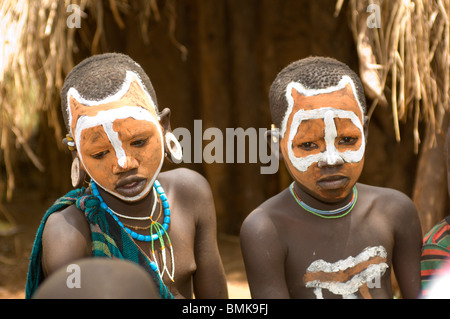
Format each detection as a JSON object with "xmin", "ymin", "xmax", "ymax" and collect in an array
[
  {"xmin": 270, "ymin": 124, "xmax": 280, "ymax": 143},
  {"xmin": 164, "ymin": 132, "xmax": 183, "ymax": 163},
  {"xmin": 264, "ymin": 124, "xmax": 281, "ymax": 161},
  {"xmin": 71, "ymin": 157, "xmax": 86, "ymax": 188},
  {"xmin": 63, "ymin": 134, "xmax": 76, "ymax": 151}
]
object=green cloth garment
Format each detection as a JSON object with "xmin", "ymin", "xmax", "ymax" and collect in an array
[{"xmin": 25, "ymin": 187, "xmax": 173, "ymax": 299}]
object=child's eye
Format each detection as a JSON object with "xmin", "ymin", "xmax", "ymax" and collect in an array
[
  {"xmin": 130, "ymin": 138, "xmax": 149, "ymax": 147},
  {"xmin": 338, "ymin": 137, "xmax": 358, "ymax": 145},
  {"xmin": 91, "ymin": 150, "xmax": 109, "ymax": 159},
  {"xmin": 297, "ymin": 142, "xmax": 318, "ymax": 151}
]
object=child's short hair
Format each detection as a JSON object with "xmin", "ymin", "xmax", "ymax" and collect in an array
[
  {"xmin": 269, "ymin": 56, "xmax": 367, "ymax": 129},
  {"xmin": 61, "ymin": 53, "xmax": 158, "ymax": 132}
]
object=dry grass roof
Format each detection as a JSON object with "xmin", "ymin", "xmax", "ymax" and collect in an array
[{"xmin": 0, "ymin": 0, "xmax": 449, "ymax": 200}]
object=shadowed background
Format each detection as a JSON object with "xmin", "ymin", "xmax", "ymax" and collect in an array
[{"xmin": 0, "ymin": 0, "xmax": 449, "ymax": 297}]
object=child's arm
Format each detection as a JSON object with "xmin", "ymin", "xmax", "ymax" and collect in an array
[
  {"xmin": 391, "ymin": 192, "xmax": 422, "ymax": 298},
  {"xmin": 190, "ymin": 173, "xmax": 228, "ymax": 299},
  {"xmin": 240, "ymin": 209, "xmax": 290, "ymax": 298},
  {"xmin": 41, "ymin": 206, "xmax": 91, "ymax": 277}
]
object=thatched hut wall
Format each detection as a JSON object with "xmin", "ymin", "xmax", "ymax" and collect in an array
[{"xmin": 1, "ymin": 0, "xmax": 449, "ymax": 235}]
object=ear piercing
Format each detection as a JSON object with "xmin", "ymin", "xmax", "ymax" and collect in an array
[{"xmin": 165, "ymin": 132, "xmax": 183, "ymax": 162}]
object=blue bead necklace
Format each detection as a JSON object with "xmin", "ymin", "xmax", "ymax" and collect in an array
[
  {"xmin": 90, "ymin": 180, "xmax": 171, "ymax": 242},
  {"xmin": 289, "ymin": 182, "xmax": 358, "ymax": 219},
  {"xmin": 90, "ymin": 179, "xmax": 175, "ymax": 281}
]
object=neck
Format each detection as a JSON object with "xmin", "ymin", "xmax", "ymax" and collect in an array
[
  {"xmin": 94, "ymin": 183, "xmax": 156, "ymax": 218},
  {"xmin": 292, "ymin": 182, "xmax": 355, "ymax": 212}
]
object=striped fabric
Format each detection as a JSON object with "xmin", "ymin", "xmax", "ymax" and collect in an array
[
  {"xmin": 420, "ymin": 216, "xmax": 450, "ymax": 297},
  {"xmin": 25, "ymin": 187, "xmax": 173, "ymax": 299}
]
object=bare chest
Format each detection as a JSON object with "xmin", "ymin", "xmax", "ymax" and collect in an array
[
  {"xmin": 130, "ymin": 214, "xmax": 197, "ymax": 298},
  {"xmin": 280, "ymin": 213, "xmax": 394, "ymax": 298}
]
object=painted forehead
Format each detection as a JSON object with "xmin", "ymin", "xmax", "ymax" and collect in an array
[
  {"xmin": 66, "ymin": 70, "xmax": 158, "ymax": 136},
  {"xmin": 280, "ymin": 75, "xmax": 364, "ymax": 137}
]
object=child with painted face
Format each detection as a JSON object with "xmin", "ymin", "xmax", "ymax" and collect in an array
[
  {"xmin": 240, "ymin": 57, "xmax": 422, "ymax": 299},
  {"xmin": 26, "ymin": 53, "xmax": 227, "ymax": 299}
]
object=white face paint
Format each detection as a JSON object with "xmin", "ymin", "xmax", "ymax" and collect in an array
[
  {"xmin": 67, "ymin": 71, "xmax": 164, "ymax": 202},
  {"xmin": 287, "ymin": 107, "xmax": 365, "ymax": 172},
  {"xmin": 280, "ymin": 76, "xmax": 366, "ymax": 173},
  {"xmin": 74, "ymin": 106, "xmax": 163, "ymax": 168},
  {"xmin": 74, "ymin": 106, "xmax": 164, "ymax": 201},
  {"xmin": 66, "ymin": 71, "xmax": 159, "ymax": 131}
]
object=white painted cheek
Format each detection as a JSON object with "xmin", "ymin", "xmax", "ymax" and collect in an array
[
  {"xmin": 286, "ymin": 116, "xmax": 320, "ymax": 172},
  {"xmin": 289, "ymin": 152, "xmax": 323, "ymax": 172},
  {"xmin": 287, "ymin": 109, "xmax": 342, "ymax": 172},
  {"xmin": 339, "ymin": 114, "xmax": 366, "ymax": 163},
  {"xmin": 286, "ymin": 108, "xmax": 366, "ymax": 172}
]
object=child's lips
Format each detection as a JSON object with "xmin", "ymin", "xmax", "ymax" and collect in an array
[
  {"xmin": 317, "ymin": 175, "xmax": 349, "ymax": 189},
  {"xmin": 115, "ymin": 177, "xmax": 147, "ymax": 197},
  {"xmin": 122, "ymin": 181, "xmax": 139, "ymax": 188}
]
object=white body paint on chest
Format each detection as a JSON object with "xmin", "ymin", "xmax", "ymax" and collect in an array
[{"xmin": 304, "ymin": 245, "xmax": 388, "ymax": 299}]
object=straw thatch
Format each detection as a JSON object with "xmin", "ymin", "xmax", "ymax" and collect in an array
[
  {"xmin": 336, "ymin": 0, "xmax": 449, "ymax": 152},
  {"xmin": 338, "ymin": 0, "xmax": 450, "ymax": 232},
  {"xmin": 0, "ymin": 0, "xmax": 449, "ymax": 215},
  {"xmin": 1, "ymin": 0, "xmax": 87, "ymax": 201},
  {"xmin": 0, "ymin": 0, "xmax": 184, "ymax": 201}
]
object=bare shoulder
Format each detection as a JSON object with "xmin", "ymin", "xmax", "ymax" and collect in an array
[
  {"xmin": 240, "ymin": 190, "xmax": 288, "ymax": 242},
  {"xmin": 44, "ymin": 204, "xmax": 90, "ymax": 232},
  {"xmin": 158, "ymin": 168, "xmax": 215, "ymax": 221},
  {"xmin": 42, "ymin": 204, "xmax": 91, "ymax": 276},
  {"xmin": 358, "ymin": 183, "xmax": 415, "ymax": 205},
  {"xmin": 159, "ymin": 168, "xmax": 212, "ymax": 199},
  {"xmin": 240, "ymin": 190, "xmax": 289, "ymax": 268},
  {"xmin": 357, "ymin": 183, "xmax": 418, "ymax": 219}
]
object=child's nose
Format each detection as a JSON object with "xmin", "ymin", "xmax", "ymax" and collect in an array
[
  {"xmin": 317, "ymin": 147, "xmax": 344, "ymax": 168},
  {"xmin": 113, "ymin": 155, "xmax": 139, "ymax": 174}
]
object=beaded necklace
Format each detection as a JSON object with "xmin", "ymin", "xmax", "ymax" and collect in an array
[
  {"xmin": 121, "ymin": 189, "xmax": 162, "ymax": 231},
  {"xmin": 90, "ymin": 180, "xmax": 175, "ymax": 281},
  {"xmin": 289, "ymin": 182, "xmax": 357, "ymax": 219},
  {"xmin": 108, "ymin": 187, "xmax": 158, "ymax": 221}
]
